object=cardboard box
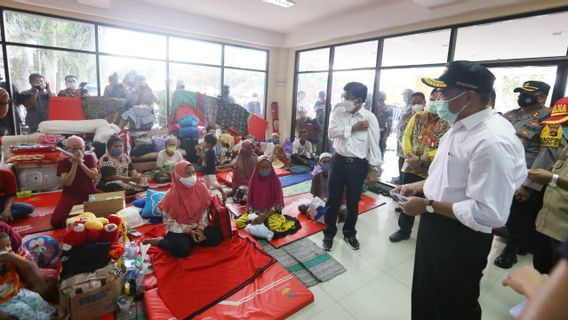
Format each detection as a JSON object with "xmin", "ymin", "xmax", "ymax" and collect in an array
[
  {"xmin": 83, "ymin": 191, "xmax": 125, "ymax": 217},
  {"xmin": 60, "ymin": 273, "xmax": 124, "ymax": 320}
]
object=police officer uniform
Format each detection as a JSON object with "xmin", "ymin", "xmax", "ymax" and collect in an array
[
  {"xmin": 376, "ymin": 91, "xmax": 394, "ymax": 158},
  {"xmin": 495, "ymin": 81, "xmax": 561, "ymax": 269}
]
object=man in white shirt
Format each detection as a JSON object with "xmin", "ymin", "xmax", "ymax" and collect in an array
[
  {"xmin": 291, "ymin": 129, "xmax": 314, "ymax": 166},
  {"xmin": 394, "ymin": 61, "xmax": 526, "ymax": 320},
  {"xmin": 323, "ymin": 82, "xmax": 381, "ymax": 251}
]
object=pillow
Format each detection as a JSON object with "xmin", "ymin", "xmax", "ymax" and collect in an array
[
  {"xmin": 24, "ymin": 235, "xmax": 59, "ymax": 268},
  {"xmin": 132, "ymin": 197, "xmax": 146, "ymax": 209},
  {"xmin": 117, "ymin": 206, "xmax": 144, "ymax": 229},
  {"xmin": 140, "ymin": 190, "xmax": 166, "ymax": 218}
]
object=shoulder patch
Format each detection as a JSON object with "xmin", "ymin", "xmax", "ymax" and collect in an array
[{"xmin": 540, "ymin": 125, "xmax": 561, "ymax": 148}]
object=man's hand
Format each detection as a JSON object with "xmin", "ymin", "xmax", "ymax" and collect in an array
[
  {"xmin": 399, "ymin": 197, "xmax": 427, "ymax": 216},
  {"xmin": 352, "ymin": 120, "xmax": 369, "ymax": 132},
  {"xmin": 405, "ymin": 154, "xmax": 419, "ymax": 169},
  {"xmin": 366, "ymin": 170, "xmax": 379, "ymax": 187},
  {"xmin": 515, "ymin": 186, "xmax": 532, "ymax": 202},
  {"xmin": 392, "ymin": 181, "xmax": 423, "ymax": 197},
  {"xmin": 527, "ymin": 168, "xmax": 554, "ymax": 185},
  {"xmin": 502, "ymin": 265, "xmax": 548, "ymax": 299}
]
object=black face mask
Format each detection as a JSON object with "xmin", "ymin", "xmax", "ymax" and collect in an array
[{"xmin": 517, "ymin": 93, "xmax": 539, "ymax": 108}]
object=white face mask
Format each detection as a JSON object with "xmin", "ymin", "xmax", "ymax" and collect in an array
[
  {"xmin": 66, "ymin": 81, "xmax": 77, "ymax": 90},
  {"xmin": 179, "ymin": 175, "xmax": 197, "ymax": 188},
  {"xmin": 335, "ymin": 99, "xmax": 357, "ymax": 112},
  {"xmin": 411, "ymin": 104, "xmax": 424, "ymax": 112}
]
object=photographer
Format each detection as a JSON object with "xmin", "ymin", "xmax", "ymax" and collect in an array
[{"xmin": 17, "ymin": 73, "xmax": 53, "ymax": 133}]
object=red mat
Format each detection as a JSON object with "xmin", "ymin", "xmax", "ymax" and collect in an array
[
  {"xmin": 12, "ymin": 192, "xmax": 61, "ymax": 236},
  {"xmin": 144, "ymin": 263, "xmax": 313, "ymax": 320},
  {"xmin": 148, "ymin": 230, "xmax": 276, "ymax": 319},
  {"xmin": 216, "ymin": 168, "xmax": 292, "ymax": 188},
  {"xmin": 228, "ymin": 193, "xmax": 385, "ymax": 248}
]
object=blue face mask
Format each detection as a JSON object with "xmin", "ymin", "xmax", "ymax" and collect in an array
[
  {"xmin": 259, "ymin": 169, "xmax": 271, "ymax": 177},
  {"xmin": 320, "ymin": 163, "xmax": 330, "ymax": 173},
  {"xmin": 111, "ymin": 147, "xmax": 123, "ymax": 157},
  {"xmin": 563, "ymin": 127, "xmax": 568, "ymax": 140},
  {"xmin": 426, "ymin": 101, "xmax": 437, "ymax": 114},
  {"xmin": 433, "ymin": 92, "xmax": 468, "ymax": 124}
]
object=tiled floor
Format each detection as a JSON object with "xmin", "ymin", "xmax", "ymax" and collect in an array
[{"xmin": 288, "ymin": 192, "xmax": 530, "ymax": 320}]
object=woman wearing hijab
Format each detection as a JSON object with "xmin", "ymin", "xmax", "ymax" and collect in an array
[
  {"xmin": 144, "ymin": 161, "xmax": 222, "ymax": 258},
  {"xmin": 51, "ymin": 136, "xmax": 98, "ymax": 228},
  {"xmin": 232, "ymin": 140, "xmax": 258, "ymax": 190}
]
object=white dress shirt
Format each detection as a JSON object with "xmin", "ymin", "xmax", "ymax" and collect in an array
[
  {"xmin": 424, "ymin": 108, "xmax": 527, "ymax": 233},
  {"xmin": 292, "ymin": 140, "xmax": 313, "ymax": 158},
  {"xmin": 328, "ymin": 105, "xmax": 382, "ymax": 167}
]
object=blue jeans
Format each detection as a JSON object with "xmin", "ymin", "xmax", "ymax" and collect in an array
[
  {"xmin": 1, "ymin": 202, "xmax": 34, "ymax": 219},
  {"xmin": 323, "ymin": 154, "xmax": 369, "ymax": 239}
]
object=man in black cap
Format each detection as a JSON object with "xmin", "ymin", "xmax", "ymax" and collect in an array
[
  {"xmin": 494, "ymin": 80, "xmax": 560, "ymax": 269},
  {"xmin": 393, "ymin": 60, "xmax": 526, "ymax": 320}
]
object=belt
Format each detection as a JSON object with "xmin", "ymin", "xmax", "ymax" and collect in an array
[{"xmin": 336, "ymin": 154, "xmax": 365, "ymax": 163}]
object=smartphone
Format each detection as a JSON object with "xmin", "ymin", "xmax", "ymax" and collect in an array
[{"xmin": 389, "ymin": 192, "xmax": 408, "ymax": 202}]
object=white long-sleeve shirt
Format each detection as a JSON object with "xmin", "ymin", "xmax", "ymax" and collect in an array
[
  {"xmin": 424, "ymin": 108, "xmax": 527, "ymax": 234},
  {"xmin": 328, "ymin": 105, "xmax": 382, "ymax": 167}
]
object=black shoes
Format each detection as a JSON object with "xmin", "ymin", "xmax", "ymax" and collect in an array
[
  {"xmin": 344, "ymin": 235, "xmax": 360, "ymax": 250},
  {"xmin": 494, "ymin": 247, "xmax": 518, "ymax": 269},
  {"xmin": 389, "ymin": 230, "xmax": 410, "ymax": 243},
  {"xmin": 322, "ymin": 237, "xmax": 333, "ymax": 251},
  {"xmin": 394, "ymin": 207, "xmax": 403, "ymax": 213}
]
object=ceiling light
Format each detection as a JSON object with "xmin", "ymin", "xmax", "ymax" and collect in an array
[
  {"xmin": 262, "ymin": 0, "xmax": 296, "ymax": 8},
  {"xmin": 552, "ymin": 31, "xmax": 566, "ymax": 36}
]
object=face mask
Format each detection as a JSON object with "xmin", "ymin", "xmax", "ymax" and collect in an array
[
  {"xmin": 259, "ymin": 169, "xmax": 271, "ymax": 177},
  {"xmin": 411, "ymin": 104, "xmax": 424, "ymax": 112},
  {"xmin": 518, "ymin": 93, "xmax": 539, "ymax": 108},
  {"xmin": 110, "ymin": 147, "xmax": 123, "ymax": 157},
  {"xmin": 336, "ymin": 100, "xmax": 357, "ymax": 112},
  {"xmin": 563, "ymin": 127, "xmax": 568, "ymax": 140},
  {"xmin": 166, "ymin": 146, "xmax": 176, "ymax": 153},
  {"xmin": 272, "ymin": 138, "xmax": 280, "ymax": 144},
  {"xmin": 320, "ymin": 163, "xmax": 330, "ymax": 172},
  {"xmin": 66, "ymin": 81, "xmax": 77, "ymax": 90},
  {"xmin": 180, "ymin": 175, "xmax": 197, "ymax": 188},
  {"xmin": 426, "ymin": 101, "xmax": 437, "ymax": 114},
  {"xmin": 433, "ymin": 92, "xmax": 468, "ymax": 124}
]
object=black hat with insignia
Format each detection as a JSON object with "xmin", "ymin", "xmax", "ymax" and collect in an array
[
  {"xmin": 513, "ymin": 81, "xmax": 550, "ymax": 95},
  {"xmin": 421, "ymin": 60, "xmax": 495, "ymax": 94}
]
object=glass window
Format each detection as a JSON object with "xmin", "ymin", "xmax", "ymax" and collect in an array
[
  {"xmin": 224, "ymin": 46, "xmax": 267, "ymax": 71},
  {"xmin": 7, "ymin": 46, "xmax": 97, "ymax": 96},
  {"xmin": 382, "ymin": 29, "xmax": 451, "ymax": 66},
  {"xmin": 169, "ymin": 37, "xmax": 222, "ymax": 65},
  {"xmin": 98, "ymin": 26, "xmax": 166, "ymax": 60},
  {"xmin": 223, "ymin": 69, "xmax": 266, "ymax": 116},
  {"xmin": 99, "ymin": 56, "xmax": 167, "ymax": 127},
  {"xmin": 296, "ymin": 72, "xmax": 328, "ymax": 153},
  {"xmin": 330, "ymin": 70, "xmax": 376, "ymax": 106},
  {"xmin": 455, "ymin": 12, "xmax": 568, "ymax": 61},
  {"xmin": 169, "ymin": 63, "xmax": 221, "ymax": 97},
  {"xmin": 333, "ymin": 41, "xmax": 378, "ymax": 70},
  {"xmin": 4, "ymin": 10, "xmax": 96, "ymax": 51},
  {"xmin": 490, "ymin": 66, "xmax": 557, "ymax": 114},
  {"xmin": 298, "ymin": 48, "xmax": 330, "ymax": 72}
]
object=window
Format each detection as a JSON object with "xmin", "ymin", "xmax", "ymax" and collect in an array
[
  {"xmin": 490, "ymin": 66, "xmax": 558, "ymax": 114},
  {"xmin": 333, "ymin": 41, "xmax": 378, "ymax": 70},
  {"xmin": 4, "ymin": 10, "xmax": 96, "ymax": 51},
  {"xmin": 296, "ymin": 72, "xmax": 328, "ymax": 153},
  {"xmin": 378, "ymin": 67, "xmax": 445, "ymax": 109},
  {"xmin": 98, "ymin": 26, "xmax": 166, "ymax": 60},
  {"xmin": 224, "ymin": 46, "xmax": 267, "ymax": 71},
  {"xmin": 169, "ymin": 37, "xmax": 222, "ymax": 65},
  {"xmin": 331, "ymin": 70, "xmax": 375, "ymax": 106},
  {"xmin": 169, "ymin": 63, "xmax": 221, "ymax": 97},
  {"xmin": 455, "ymin": 12, "xmax": 568, "ymax": 61},
  {"xmin": 223, "ymin": 69, "xmax": 266, "ymax": 116},
  {"xmin": 382, "ymin": 29, "xmax": 451, "ymax": 66},
  {"xmin": 298, "ymin": 48, "xmax": 330, "ymax": 72}
]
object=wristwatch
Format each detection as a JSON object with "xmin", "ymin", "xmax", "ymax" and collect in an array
[
  {"xmin": 549, "ymin": 174, "xmax": 559, "ymax": 188},
  {"xmin": 425, "ymin": 199, "xmax": 435, "ymax": 213}
]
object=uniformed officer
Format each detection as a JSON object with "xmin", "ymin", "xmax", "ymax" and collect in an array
[
  {"xmin": 376, "ymin": 91, "xmax": 394, "ymax": 158},
  {"xmin": 494, "ymin": 80, "xmax": 561, "ymax": 269}
]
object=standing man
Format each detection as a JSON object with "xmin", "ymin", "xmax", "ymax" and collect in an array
[
  {"xmin": 494, "ymin": 81, "xmax": 556, "ymax": 269},
  {"xmin": 394, "ymin": 61, "xmax": 526, "ymax": 319},
  {"xmin": 322, "ymin": 82, "xmax": 381, "ymax": 251},
  {"xmin": 17, "ymin": 73, "xmax": 53, "ymax": 133},
  {"xmin": 376, "ymin": 91, "xmax": 394, "ymax": 158}
]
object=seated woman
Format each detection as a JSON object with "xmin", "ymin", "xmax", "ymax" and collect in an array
[
  {"xmin": 97, "ymin": 136, "xmax": 149, "ymax": 195},
  {"xmin": 51, "ymin": 136, "xmax": 98, "ymax": 229},
  {"xmin": 153, "ymin": 136, "xmax": 184, "ymax": 183},
  {"xmin": 0, "ymin": 168, "xmax": 33, "ymax": 224},
  {"xmin": 231, "ymin": 140, "xmax": 258, "ymax": 190},
  {"xmin": 236, "ymin": 156, "xmax": 300, "ymax": 239},
  {"xmin": 144, "ymin": 161, "xmax": 222, "ymax": 258}
]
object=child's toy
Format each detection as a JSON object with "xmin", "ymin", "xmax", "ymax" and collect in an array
[
  {"xmin": 62, "ymin": 223, "xmax": 88, "ymax": 251},
  {"xmin": 24, "ymin": 235, "xmax": 59, "ymax": 268}
]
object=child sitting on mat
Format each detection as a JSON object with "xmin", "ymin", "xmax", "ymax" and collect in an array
[
  {"xmin": 153, "ymin": 136, "xmax": 184, "ymax": 183},
  {"xmin": 144, "ymin": 161, "xmax": 223, "ymax": 258},
  {"xmin": 98, "ymin": 136, "xmax": 149, "ymax": 195},
  {"xmin": 236, "ymin": 156, "xmax": 300, "ymax": 240},
  {"xmin": 196, "ymin": 134, "xmax": 226, "ymax": 201},
  {"xmin": 0, "ymin": 232, "xmax": 66, "ymax": 320},
  {"xmin": 51, "ymin": 135, "xmax": 98, "ymax": 229},
  {"xmin": 0, "ymin": 168, "xmax": 34, "ymax": 224}
]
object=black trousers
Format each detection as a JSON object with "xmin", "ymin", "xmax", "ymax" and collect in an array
[
  {"xmin": 324, "ymin": 154, "xmax": 369, "ymax": 239},
  {"xmin": 504, "ymin": 190, "xmax": 544, "ymax": 252},
  {"xmin": 397, "ymin": 173, "xmax": 424, "ymax": 235},
  {"xmin": 379, "ymin": 135, "xmax": 387, "ymax": 159},
  {"xmin": 158, "ymin": 226, "xmax": 223, "ymax": 258},
  {"xmin": 291, "ymin": 154, "xmax": 312, "ymax": 166},
  {"xmin": 412, "ymin": 213, "xmax": 493, "ymax": 320},
  {"xmin": 533, "ymin": 231, "xmax": 561, "ymax": 274}
]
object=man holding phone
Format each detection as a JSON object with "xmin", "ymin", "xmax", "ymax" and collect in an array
[
  {"xmin": 17, "ymin": 73, "xmax": 53, "ymax": 133},
  {"xmin": 393, "ymin": 61, "xmax": 526, "ymax": 319}
]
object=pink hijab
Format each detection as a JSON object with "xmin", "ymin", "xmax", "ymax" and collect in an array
[
  {"xmin": 159, "ymin": 161, "xmax": 212, "ymax": 224},
  {"xmin": 232, "ymin": 140, "xmax": 258, "ymax": 189},
  {"xmin": 247, "ymin": 155, "xmax": 284, "ymax": 211}
]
